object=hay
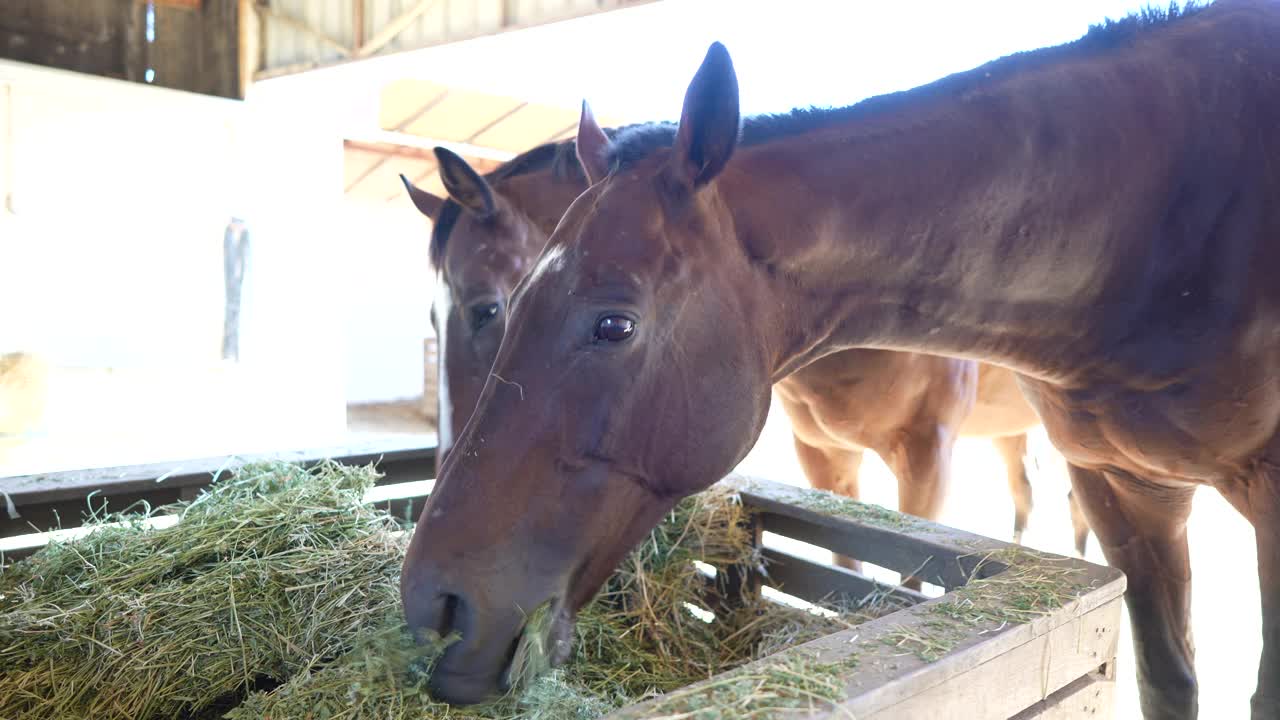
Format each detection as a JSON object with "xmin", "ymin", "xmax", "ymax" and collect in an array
[
  {"xmin": 880, "ymin": 547, "xmax": 1089, "ymax": 663},
  {"xmin": 0, "ymin": 461, "xmax": 405, "ymax": 720},
  {"xmin": 1, "ymin": 464, "xmax": 907, "ymax": 720},
  {"xmin": 626, "ymin": 652, "xmax": 861, "ymax": 720}
]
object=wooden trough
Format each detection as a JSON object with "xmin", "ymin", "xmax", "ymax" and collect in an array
[{"xmin": 0, "ymin": 442, "xmax": 1123, "ymax": 719}]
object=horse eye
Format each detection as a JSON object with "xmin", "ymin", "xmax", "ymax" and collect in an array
[
  {"xmin": 470, "ymin": 302, "xmax": 499, "ymax": 331},
  {"xmin": 595, "ymin": 316, "xmax": 635, "ymax": 343}
]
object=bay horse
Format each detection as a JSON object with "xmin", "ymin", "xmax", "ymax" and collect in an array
[
  {"xmin": 402, "ymin": 2, "xmax": 1280, "ymax": 717},
  {"xmin": 401, "ymin": 143, "xmax": 1090, "ymax": 572}
]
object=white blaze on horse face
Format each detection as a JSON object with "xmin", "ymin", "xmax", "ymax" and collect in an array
[
  {"xmin": 523, "ymin": 244, "xmax": 567, "ymax": 291},
  {"xmin": 433, "ymin": 271, "xmax": 455, "ymax": 456}
]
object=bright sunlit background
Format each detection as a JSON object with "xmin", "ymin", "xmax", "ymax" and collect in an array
[{"xmin": 2, "ymin": 1, "xmax": 1257, "ymax": 718}]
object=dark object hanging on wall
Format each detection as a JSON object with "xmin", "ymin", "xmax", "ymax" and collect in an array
[{"xmin": 223, "ymin": 217, "xmax": 249, "ymax": 362}]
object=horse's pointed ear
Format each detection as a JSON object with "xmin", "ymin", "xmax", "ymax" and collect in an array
[
  {"xmin": 434, "ymin": 147, "xmax": 496, "ymax": 218},
  {"xmin": 400, "ymin": 174, "xmax": 445, "ymax": 219},
  {"xmin": 576, "ymin": 100, "xmax": 612, "ymax": 185},
  {"xmin": 672, "ymin": 42, "xmax": 740, "ymax": 189}
]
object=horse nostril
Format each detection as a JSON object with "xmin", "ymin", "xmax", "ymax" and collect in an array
[
  {"xmin": 438, "ymin": 593, "xmax": 460, "ymax": 636},
  {"xmin": 405, "ymin": 587, "xmax": 471, "ymax": 642}
]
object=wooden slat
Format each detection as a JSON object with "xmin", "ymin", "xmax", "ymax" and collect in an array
[
  {"xmin": 403, "ymin": 91, "xmax": 523, "ymax": 143},
  {"xmin": 355, "ymin": 0, "xmax": 442, "ymax": 59},
  {"xmin": 759, "ymin": 511, "xmax": 989, "ymax": 589},
  {"xmin": 746, "ymin": 479, "xmax": 1012, "ymax": 590},
  {"xmin": 149, "ymin": 0, "xmax": 243, "ymax": 98},
  {"xmin": 858, "ymin": 598, "xmax": 1123, "ymax": 719},
  {"xmin": 0, "ymin": 438, "xmax": 437, "ymax": 537},
  {"xmin": 760, "ymin": 546, "xmax": 930, "ymax": 607},
  {"xmin": 1010, "ymin": 666, "xmax": 1116, "ymax": 719}
]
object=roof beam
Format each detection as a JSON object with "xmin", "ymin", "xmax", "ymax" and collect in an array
[
  {"xmin": 356, "ymin": 0, "xmax": 442, "ymax": 59},
  {"xmin": 261, "ymin": 6, "xmax": 351, "ymax": 59},
  {"xmin": 345, "ymin": 129, "xmax": 515, "ymax": 163}
]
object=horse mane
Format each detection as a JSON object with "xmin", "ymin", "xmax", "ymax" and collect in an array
[
  {"xmin": 608, "ymin": 1, "xmax": 1210, "ymax": 172},
  {"xmin": 431, "ymin": 125, "xmax": 643, "ymax": 269},
  {"xmin": 429, "ymin": 140, "xmax": 584, "ymax": 269}
]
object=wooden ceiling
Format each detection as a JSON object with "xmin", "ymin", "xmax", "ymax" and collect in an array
[{"xmin": 344, "ymin": 78, "xmax": 634, "ymax": 204}]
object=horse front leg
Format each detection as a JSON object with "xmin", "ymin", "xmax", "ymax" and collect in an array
[
  {"xmin": 1217, "ymin": 464, "xmax": 1280, "ymax": 719},
  {"xmin": 1068, "ymin": 464, "xmax": 1197, "ymax": 720},
  {"xmin": 992, "ymin": 433, "xmax": 1033, "ymax": 544},
  {"xmin": 888, "ymin": 427, "xmax": 957, "ymax": 590},
  {"xmin": 1068, "ymin": 488, "xmax": 1092, "ymax": 557},
  {"xmin": 791, "ymin": 436, "xmax": 865, "ymax": 573},
  {"xmin": 1255, "ymin": 524, "xmax": 1280, "ymax": 720}
]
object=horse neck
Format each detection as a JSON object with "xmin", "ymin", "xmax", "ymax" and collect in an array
[{"xmin": 724, "ymin": 31, "xmax": 1245, "ymax": 385}]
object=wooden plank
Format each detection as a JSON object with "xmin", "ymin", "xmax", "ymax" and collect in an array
[
  {"xmin": 760, "ymin": 511, "xmax": 988, "ymax": 589},
  {"xmin": 1010, "ymin": 667, "xmax": 1116, "ymax": 720},
  {"xmin": 0, "ymin": 0, "xmax": 241, "ymax": 98},
  {"xmin": 261, "ymin": 6, "xmax": 350, "ymax": 58},
  {"xmin": 355, "ymin": 0, "xmax": 442, "ymax": 58},
  {"xmin": 0, "ymin": 438, "xmax": 437, "ymax": 537},
  {"xmin": 149, "ymin": 0, "xmax": 241, "ymax": 98},
  {"xmin": 2, "ymin": 472, "xmax": 438, "ymax": 561},
  {"xmin": 1, "ymin": 488, "xmax": 184, "ymax": 548},
  {"xmin": 760, "ymin": 546, "xmax": 930, "ymax": 608},
  {"xmin": 857, "ymin": 598, "xmax": 1123, "ymax": 719},
  {"xmin": 352, "ymin": 0, "xmax": 365, "ymax": 53},
  {"xmin": 0, "ymin": 1, "xmax": 127, "ymax": 80}
]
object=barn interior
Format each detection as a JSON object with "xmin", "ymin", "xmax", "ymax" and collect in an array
[{"xmin": 0, "ymin": 2, "xmax": 1265, "ymax": 718}]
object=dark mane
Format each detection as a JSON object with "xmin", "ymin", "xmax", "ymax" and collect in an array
[
  {"xmin": 431, "ymin": 126, "xmax": 645, "ymax": 269},
  {"xmin": 429, "ymin": 139, "xmax": 585, "ymax": 269},
  {"xmin": 609, "ymin": 1, "xmax": 1209, "ymax": 171}
]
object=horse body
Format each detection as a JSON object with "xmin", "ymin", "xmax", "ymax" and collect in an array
[
  {"xmin": 774, "ymin": 349, "xmax": 1074, "ymax": 552},
  {"xmin": 403, "ymin": 2, "xmax": 1280, "ymax": 716}
]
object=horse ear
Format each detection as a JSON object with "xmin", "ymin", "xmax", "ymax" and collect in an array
[
  {"xmin": 399, "ymin": 174, "xmax": 445, "ymax": 219},
  {"xmin": 434, "ymin": 147, "xmax": 496, "ymax": 217},
  {"xmin": 576, "ymin": 100, "xmax": 612, "ymax": 185},
  {"xmin": 671, "ymin": 42, "xmax": 740, "ymax": 189}
]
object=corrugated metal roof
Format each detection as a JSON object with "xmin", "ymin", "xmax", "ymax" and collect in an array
[{"xmin": 260, "ymin": 0, "xmax": 653, "ymax": 76}]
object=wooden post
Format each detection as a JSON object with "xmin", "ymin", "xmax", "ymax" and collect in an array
[{"xmin": 352, "ymin": 0, "xmax": 364, "ymax": 53}]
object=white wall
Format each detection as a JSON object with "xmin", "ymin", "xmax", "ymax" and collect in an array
[
  {"xmin": 0, "ymin": 60, "xmax": 349, "ymax": 473},
  {"xmin": 340, "ymin": 195, "xmax": 435, "ymax": 404}
]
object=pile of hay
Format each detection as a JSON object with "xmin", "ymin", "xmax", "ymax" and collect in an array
[
  {"xmin": 0, "ymin": 462, "xmax": 405, "ymax": 720},
  {"xmin": 0, "ymin": 462, "xmax": 905, "ymax": 720}
]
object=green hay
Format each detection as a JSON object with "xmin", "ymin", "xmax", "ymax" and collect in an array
[
  {"xmin": 775, "ymin": 484, "xmax": 918, "ymax": 531},
  {"xmin": 0, "ymin": 461, "xmax": 405, "ymax": 720},
  {"xmin": 229, "ymin": 484, "xmax": 906, "ymax": 719},
  {"xmin": 617, "ymin": 652, "xmax": 861, "ymax": 720},
  {"xmin": 881, "ymin": 547, "xmax": 1090, "ymax": 663},
  {"xmin": 1, "ymin": 466, "xmax": 908, "ymax": 720}
]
